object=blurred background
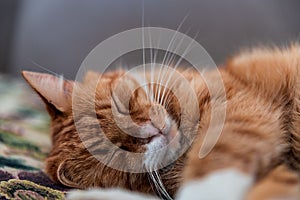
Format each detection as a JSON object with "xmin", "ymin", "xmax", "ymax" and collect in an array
[{"xmin": 1, "ymin": 0, "xmax": 300, "ymax": 79}]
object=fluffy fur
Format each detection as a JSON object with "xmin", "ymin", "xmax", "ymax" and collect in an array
[{"xmin": 23, "ymin": 45, "xmax": 300, "ymax": 199}]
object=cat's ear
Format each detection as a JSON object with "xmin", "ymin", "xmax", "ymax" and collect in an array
[{"xmin": 22, "ymin": 71, "xmax": 74, "ymax": 115}]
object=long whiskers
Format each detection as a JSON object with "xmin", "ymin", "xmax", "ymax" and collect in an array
[
  {"xmin": 148, "ymin": 28, "xmax": 160, "ymax": 103},
  {"xmin": 28, "ymin": 59, "xmax": 65, "ymax": 78},
  {"xmin": 157, "ymin": 28, "xmax": 192, "ymax": 105},
  {"xmin": 148, "ymin": 168, "xmax": 173, "ymax": 200},
  {"xmin": 155, "ymin": 15, "xmax": 188, "ymax": 104},
  {"xmin": 160, "ymin": 31, "xmax": 199, "ymax": 107}
]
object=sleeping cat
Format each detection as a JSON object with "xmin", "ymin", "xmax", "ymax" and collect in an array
[{"xmin": 22, "ymin": 45, "xmax": 300, "ymax": 200}]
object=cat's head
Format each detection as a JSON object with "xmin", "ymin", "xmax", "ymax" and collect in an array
[{"xmin": 22, "ymin": 69, "xmax": 199, "ymax": 192}]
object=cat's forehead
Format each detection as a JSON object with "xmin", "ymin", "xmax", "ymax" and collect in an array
[
  {"xmin": 83, "ymin": 70, "xmax": 147, "ymax": 92},
  {"xmin": 78, "ymin": 70, "xmax": 144, "ymax": 105},
  {"xmin": 81, "ymin": 68, "xmax": 200, "ymax": 104},
  {"xmin": 82, "ymin": 70, "xmax": 125, "ymax": 85}
]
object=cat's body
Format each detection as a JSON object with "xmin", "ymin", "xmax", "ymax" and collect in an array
[{"xmin": 23, "ymin": 45, "xmax": 300, "ymax": 200}]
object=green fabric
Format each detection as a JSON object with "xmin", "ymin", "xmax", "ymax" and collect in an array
[
  {"xmin": 0, "ymin": 75, "xmax": 68, "ymax": 200},
  {"xmin": 0, "ymin": 180, "xmax": 65, "ymax": 200}
]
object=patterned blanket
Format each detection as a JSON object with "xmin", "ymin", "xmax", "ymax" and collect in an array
[{"xmin": 0, "ymin": 75, "xmax": 69, "ymax": 200}]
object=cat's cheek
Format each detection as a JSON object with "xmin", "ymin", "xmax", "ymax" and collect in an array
[
  {"xmin": 175, "ymin": 169, "xmax": 253, "ymax": 200},
  {"xmin": 167, "ymin": 123, "xmax": 179, "ymax": 142}
]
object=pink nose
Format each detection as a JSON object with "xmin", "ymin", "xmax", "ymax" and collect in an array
[{"xmin": 148, "ymin": 104, "xmax": 167, "ymax": 131}]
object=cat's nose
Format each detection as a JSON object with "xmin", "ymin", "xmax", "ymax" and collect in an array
[{"xmin": 148, "ymin": 104, "xmax": 167, "ymax": 132}]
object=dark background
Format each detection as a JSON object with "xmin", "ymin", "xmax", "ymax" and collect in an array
[{"xmin": 1, "ymin": 0, "xmax": 300, "ymax": 79}]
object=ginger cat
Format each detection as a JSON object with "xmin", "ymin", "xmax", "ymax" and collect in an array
[{"xmin": 23, "ymin": 45, "xmax": 300, "ymax": 200}]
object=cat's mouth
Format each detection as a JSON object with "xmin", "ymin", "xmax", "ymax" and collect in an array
[{"xmin": 138, "ymin": 132, "xmax": 165, "ymax": 145}]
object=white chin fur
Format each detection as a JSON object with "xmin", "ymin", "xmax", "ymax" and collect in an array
[
  {"xmin": 176, "ymin": 169, "xmax": 253, "ymax": 200},
  {"xmin": 144, "ymin": 130, "xmax": 181, "ymax": 171}
]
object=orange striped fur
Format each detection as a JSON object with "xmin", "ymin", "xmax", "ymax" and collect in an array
[{"xmin": 23, "ymin": 44, "xmax": 300, "ymax": 199}]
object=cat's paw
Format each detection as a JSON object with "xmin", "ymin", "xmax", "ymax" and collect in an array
[
  {"xmin": 176, "ymin": 169, "xmax": 253, "ymax": 200},
  {"xmin": 67, "ymin": 188, "xmax": 159, "ymax": 200}
]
